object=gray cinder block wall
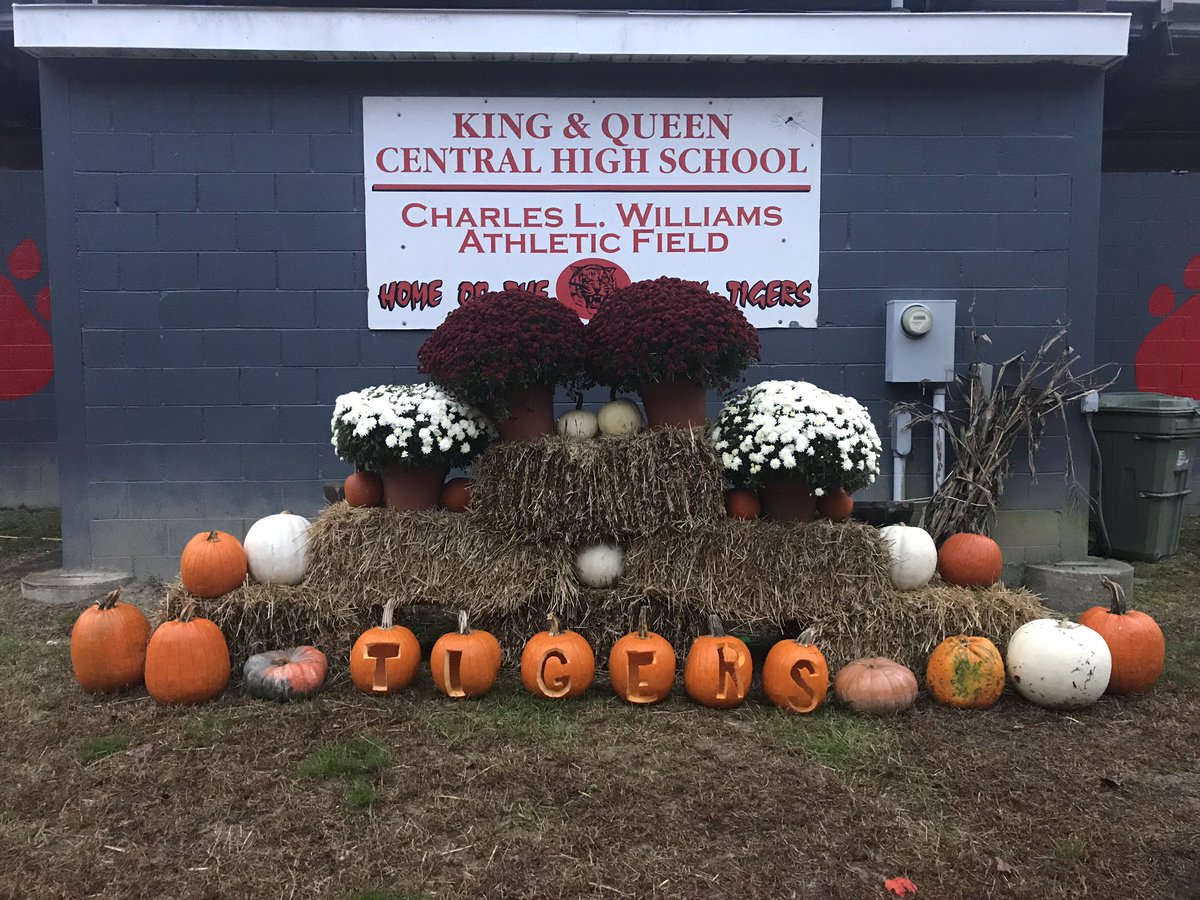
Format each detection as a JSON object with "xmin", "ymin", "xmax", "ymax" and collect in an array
[
  {"xmin": 39, "ymin": 59, "xmax": 1104, "ymax": 577},
  {"xmin": 0, "ymin": 170, "xmax": 57, "ymax": 508},
  {"xmin": 1097, "ymin": 172, "xmax": 1200, "ymax": 511}
]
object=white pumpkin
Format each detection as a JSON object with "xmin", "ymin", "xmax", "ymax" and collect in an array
[
  {"xmin": 878, "ymin": 523, "xmax": 937, "ymax": 590},
  {"xmin": 1006, "ymin": 618, "xmax": 1112, "ymax": 710},
  {"xmin": 244, "ymin": 511, "xmax": 311, "ymax": 585},
  {"xmin": 597, "ymin": 398, "xmax": 644, "ymax": 437},
  {"xmin": 575, "ymin": 543, "xmax": 625, "ymax": 588},
  {"xmin": 557, "ymin": 409, "xmax": 599, "ymax": 440}
]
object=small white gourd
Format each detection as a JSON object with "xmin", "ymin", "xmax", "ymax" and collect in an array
[
  {"xmin": 244, "ymin": 511, "xmax": 311, "ymax": 586},
  {"xmin": 557, "ymin": 409, "xmax": 599, "ymax": 440},
  {"xmin": 575, "ymin": 543, "xmax": 625, "ymax": 588},
  {"xmin": 597, "ymin": 398, "xmax": 644, "ymax": 437},
  {"xmin": 1006, "ymin": 618, "xmax": 1112, "ymax": 710},
  {"xmin": 878, "ymin": 523, "xmax": 937, "ymax": 591}
]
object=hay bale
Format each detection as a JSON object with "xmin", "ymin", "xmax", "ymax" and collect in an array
[{"xmin": 469, "ymin": 427, "xmax": 725, "ymax": 544}]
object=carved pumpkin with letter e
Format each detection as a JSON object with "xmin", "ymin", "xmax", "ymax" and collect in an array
[
  {"xmin": 431, "ymin": 610, "xmax": 502, "ymax": 699},
  {"xmin": 762, "ymin": 627, "xmax": 829, "ymax": 713},
  {"xmin": 349, "ymin": 599, "xmax": 421, "ymax": 695},
  {"xmin": 684, "ymin": 615, "xmax": 752, "ymax": 709},
  {"xmin": 520, "ymin": 613, "xmax": 595, "ymax": 699},
  {"xmin": 608, "ymin": 606, "xmax": 676, "ymax": 704}
]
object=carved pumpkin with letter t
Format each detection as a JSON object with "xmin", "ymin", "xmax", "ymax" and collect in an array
[
  {"xmin": 349, "ymin": 599, "xmax": 421, "ymax": 695},
  {"xmin": 431, "ymin": 610, "xmax": 502, "ymax": 699},
  {"xmin": 761, "ymin": 627, "xmax": 829, "ymax": 714},
  {"xmin": 608, "ymin": 606, "xmax": 676, "ymax": 704},
  {"xmin": 521, "ymin": 613, "xmax": 595, "ymax": 699},
  {"xmin": 684, "ymin": 615, "xmax": 752, "ymax": 709}
]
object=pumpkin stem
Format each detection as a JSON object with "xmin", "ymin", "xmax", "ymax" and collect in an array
[
  {"xmin": 381, "ymin": 598, "xmax": 398, "ymax": 629},
  {"xmin": 205, "ymin": 530, "xmax": 221, "ymax": 543},
  {"xmin": 1101, "ymin": 576, "xmax": 1128, "ymax": 616},
  {"xmin": 546, "ymin": 613, "xmax": 562, "ymax": 637},
  {"xmin": 708, "ymin": 614, "xmax": 725, "ymax": 637},
  {"xmin": 796, "ymin": 626, "xmax": 817, "ymax": 645},
  {"xmin": 637, "ymin": 606, "xmax": 649, "ymax": 640},
  {"xmin": 458, "ymin": 609, "xmax": 471, "ymax": 635},
  {"xmin": 609, "ymin": 385, "xmax": 617, "ymax": 402},
  {"xmin": 179, "ymin": 599, "xmax": 197, "ymax": 623},
  {"xmin": 96, "ymin": 587, "xmax": 122, "ymax": 610}
]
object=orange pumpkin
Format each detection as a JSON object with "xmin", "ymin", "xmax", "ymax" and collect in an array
[
  {"xmin": 350, "ymin": 599, "xmax": 421, "ymax": 695},
  {"xmin": 180, "ymin": 530, "xmax": 248, "ymax": 598},
  {"xmin": 816, "ymin": 488, "xmax": 854, "ymax": 522},
  {"xmin": 937, "ymin": 533, "xmax": 1002, "ymax": 587},
  {"xmin": 243, "ymin": 646, "xmax": 328, "ymax": 701},
  {"xmin": 724, "ymin": 489, "xmax": 761, "ymax": 520},
  {"xmin": 761, "ymin": 628, "xmax": 828, "ymax": 713},
  {"xmin": 608, "ymin": 607, "xmax": 676, "ymax": 704},
  {"xmin": 70, "ymin": 587, "xmax": 151, "ymax": 694},
  {"xmin": 144, "ymin": 602, "xmax": 231, "ymax": 704},
  {"xmin": 520, "ymin": 613, "xmax": 595, "ymax": 699},
  {"xmin": 684, "ymin": 615, "xmax": 752, "ymax": 709},
  {"xmin": 1079, "ymin": 577, "xmax": 1165, "ymax": 695},
  {"xmin": 925, "ymin": 635, "xmax": 1005, "ymax": 709},
  {"xmin": 834, "ymin": 657, "xmax": 918, "ymax": 716},
  {"xmin": 440, "ymin": 477, "xmax": 472, "ymax": 512},
  {"xmin": 344, "ymin": 471, "xmax": 384, "ymax": 508},
  {"xmin": 431, "ymin": 610, "xmax": 502, "ymax": 699}
]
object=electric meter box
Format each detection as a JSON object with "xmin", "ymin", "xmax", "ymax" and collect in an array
[{"xmin": 885, "ymin": 299, "xmax": 957, "ymax": 383}]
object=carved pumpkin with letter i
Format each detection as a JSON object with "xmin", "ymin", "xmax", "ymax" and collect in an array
[
  {"xmin": 521, "ymin": 614, "xmax": 595, "ymax": 699},
  {"xmin": 609, "ymin": 606, "xmax": 676, "ymax": 704},
  {"xmin": 144, "ymin": 601, "xmax": 231, "ymax": 705},
  {"xmin": 70, "ymin": 587, "xmax": 151, "ymax": 694},
  {"xmin": 350, "ymin": 599, "xmax": 421, "ymax": 695},
  {"xmin": 684, "ymin": 615, "xmax": 752, "ymax": 709},
  {"xmin": 431, "ymin": 610, "xmax": 502, "ymax": 699},
  {"xmin": 762, "ymin": 628, "xmax": 829, "ymax": 714},
  {"xmin": 1078, "ymin": 577, "xmax": 1165, "ymax": 695}
]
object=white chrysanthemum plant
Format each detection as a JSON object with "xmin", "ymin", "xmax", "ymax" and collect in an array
[
  {"xmin": 710, "ymin": 380, "xmax": 882, "ymax": 494},
  {"xmin": 331, "ymin": 383, "xmax": 493, "ymax": 473}
]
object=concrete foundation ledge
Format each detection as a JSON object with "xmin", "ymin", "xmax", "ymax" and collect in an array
[
  {"xmin": 21, "ymin": 569, "xmax": 134, "ymax": 606},
  {"xmin": 1023, "ymin": 557, "xmax": 1134, "ymax": 617}
]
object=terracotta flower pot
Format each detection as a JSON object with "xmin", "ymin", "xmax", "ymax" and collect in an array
[
  {"xmin": 493, "ymin": 385, "xmax": 555, "ymax": 441},
  {"xmin": 759, "ymin": 477, "xmax": 817, "ymax": 522},
  {"xmin": 379, "ymin": 464, "xmax": 450, "ymax": 512},
  {"xmin": 638, "ymin": 379, "xmax": 708, "ymax": 429}
]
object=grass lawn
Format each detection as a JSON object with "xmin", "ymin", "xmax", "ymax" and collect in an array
[{"xmin": 0, "ymin": 511, "xmax": 1197, "ymax": 899}]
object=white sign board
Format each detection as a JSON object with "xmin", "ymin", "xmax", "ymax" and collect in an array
[{"xmin": 363, "ymin": 97, "xmax": 821, "ymax": 329}]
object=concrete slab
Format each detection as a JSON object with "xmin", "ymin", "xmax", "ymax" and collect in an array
[
  {"xmin": 1023, "ymin": 557, "xmax": 1135, "ymax": 617},
  {"xmin": 21, "ymin": 568, "xmax": 134, "ymax": 605}
]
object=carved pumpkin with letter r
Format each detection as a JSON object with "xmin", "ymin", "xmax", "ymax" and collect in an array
[
  {"xmin": 761, "ymin": 628, "xmax": 829, "ymax": 713},
  {"xmin": 349, "ymin": 599, "xmax": 421, "ymax": 695},
  {"xmin": 520, "ymin": 613, "xmax": 595, "ymax": 700},
  {"xmin": 684, "ymin": 615, "xmax": 752, "ymax": 709}
]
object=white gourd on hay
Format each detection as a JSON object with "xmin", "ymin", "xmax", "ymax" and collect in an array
[
  {"xmin": 575, "ymin": 543, "xmax": 625, "ymax": 588},
  {"xmin": 244, "ymin": 511, "xmax": 311, "ymax": 586},
  {"xmin": 597, "ymin": 399, "xmax": 644, "ymax": 436},
  {"xmin": 557, "ymin": 409, "xmax": 599, "ymax": 440},
  {"xmin": 1006, "ymin": 618, "xmax": 1112, "ymax": 709},
  {"xmin": 878, "ymin": 523, "xmax": 937, "ymax": 591}
]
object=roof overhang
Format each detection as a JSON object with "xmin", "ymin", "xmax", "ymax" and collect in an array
[{"xmin": 13, "ymin": 5, "xmax": 1130, "ymax": 66}]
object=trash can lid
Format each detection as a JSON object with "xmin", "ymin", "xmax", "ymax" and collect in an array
[{"xmin": 1097, "ymin": 392, "xmax": 1200, "ymax": 415}]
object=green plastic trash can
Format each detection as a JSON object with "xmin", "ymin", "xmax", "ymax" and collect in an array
[{"xmin": 1092, "ymin": 392, "xmax": 1200, "ymax": 561}]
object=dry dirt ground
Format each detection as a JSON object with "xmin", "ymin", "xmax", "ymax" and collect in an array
[{"xmin": 0, "ymin": 510, "xmax": 1197, "ymax": 900}]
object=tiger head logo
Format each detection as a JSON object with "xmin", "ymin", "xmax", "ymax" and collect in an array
[{"xmin": 567, "ymin": 263, "xmax": 618, "ymax": 311}]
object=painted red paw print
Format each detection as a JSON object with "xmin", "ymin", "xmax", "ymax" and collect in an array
[
  {"xmin": 0, "ymin": 238, "xmax": 53, "ymax": 401},
  {"xmin": 1134, "ymin": 253, "xmax": 1200, "ymax": 400}
]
